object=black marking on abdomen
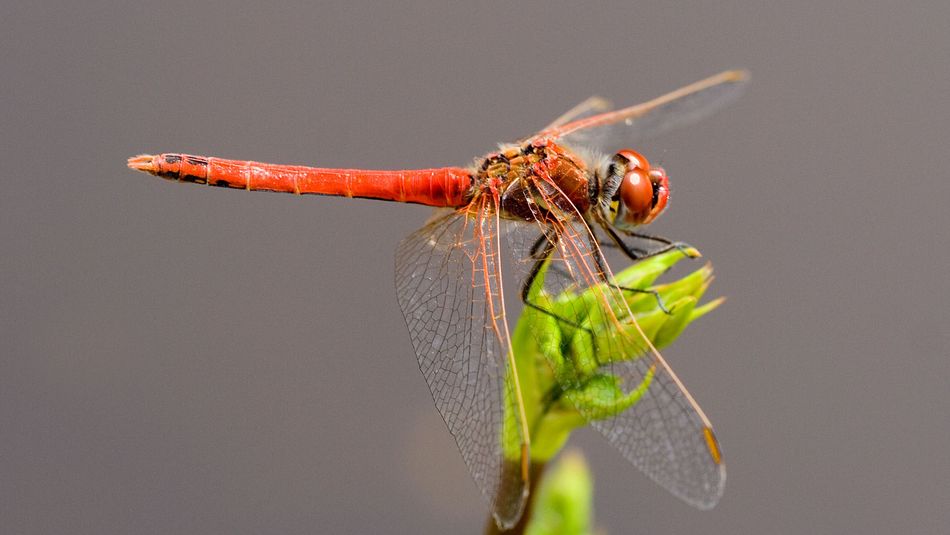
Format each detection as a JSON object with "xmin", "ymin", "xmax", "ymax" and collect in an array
[
  {"xmin": 186, "ymin": 156, "xmax": 208, "ymax": 166},
  {"xmin": 181, "ymin": 174, "xmax": 207, "ymax": 184},
  {"xmin": 164, "ymin": 154, "xmax": 182, "ymax": 164},
  {"xmin": 214, "ymin": 179, "xmax": 242, "ymax": 189}
]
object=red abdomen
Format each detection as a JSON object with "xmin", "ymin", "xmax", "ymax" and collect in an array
[{"xmin": 128, "ymin": 153, "xmax": 473, "ymax": 208}]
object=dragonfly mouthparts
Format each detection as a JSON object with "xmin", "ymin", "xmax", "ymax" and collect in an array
[{"xmin": 127, "ymin": 154, "xmax": 158, "ymax": 174}]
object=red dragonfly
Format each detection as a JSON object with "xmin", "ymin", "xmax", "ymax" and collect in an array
[{"xmin": 129, "ymin": 70, "xmax": 747, "ymax": 529}]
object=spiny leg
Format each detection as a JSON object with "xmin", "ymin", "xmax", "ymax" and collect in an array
[
  {"xmin": 587, "ymin": 227, "xmax": 673, "ymax": 315},
  {"xmin": 603, "ymin": 225, "xmax": 694, "ymax": 261},
  {"xmin": 520, "ymin": 232, "xmax": 592, "ymax": 333},
  {"xmin": 542, "ymin": 260, "xmax": 673, "ymax": 314}
]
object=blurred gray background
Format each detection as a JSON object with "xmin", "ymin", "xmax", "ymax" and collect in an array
[{"xmin": 3, "ymin": 1, "xmax": 949, "ymax": 533}]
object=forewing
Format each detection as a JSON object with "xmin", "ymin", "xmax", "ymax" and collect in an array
[
  {"xmin": 394, "ymin": 206, "xmax": 528, "ymax": 528},
  {"xmin": 535, "ymin": 70, "xmax": 748, "ymax": 156},
  {"xmin": 542, "ymin": 95, "xmax": 613, "ymax": 131},
  {"xmin": 505, "ymin": 181, "xmax": 725, "ymax": 509}
]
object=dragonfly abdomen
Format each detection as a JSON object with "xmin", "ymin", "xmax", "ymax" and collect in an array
[{"xmin": 128, "ymin": 153, "xmax": 474, "ymax": 207}]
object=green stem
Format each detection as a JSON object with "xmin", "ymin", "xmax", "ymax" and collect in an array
[{"xmin": 484, "ymin": 462, "xmax": 548, "ymax": 535}]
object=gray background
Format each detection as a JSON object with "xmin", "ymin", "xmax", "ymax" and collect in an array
[{"xmin": 3, "ymin": 1, "xmax": 948, "ymax": 533}]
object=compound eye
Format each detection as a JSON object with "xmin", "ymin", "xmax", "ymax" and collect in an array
[
  {"xmin": 645, "ymin": 167, "xmax": 670, "ymax": 225},
  {"xmin": 620, "ymin": 168, "xmax": 653, "ymax": 218},
  {"xmin": 614, "ymin": 150, "xmax": 655, "ymax": 226}
]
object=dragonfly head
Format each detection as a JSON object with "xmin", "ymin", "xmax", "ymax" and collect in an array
[{"xmin": 605, "ymin": 149, "xmax": 669, "ymax": 229}]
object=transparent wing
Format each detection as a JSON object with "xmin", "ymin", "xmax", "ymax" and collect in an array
[
  {"xmin": 504, "ymin": 179, "xmax": 725, "ymax": 509},
  {"xmin": 534, "ymin": 70, "xmax": 749, "ymax": 156},
  {"xmin": 394, "ymin": 204, "xmax": 528, "ymax": 529},
  {"xmin": 542, "ymin": 95, "xmax": 613, "ymax": 130},
  {"xmin": 587, "ymin": 353, "xmax": 725, "ymax": 508}
]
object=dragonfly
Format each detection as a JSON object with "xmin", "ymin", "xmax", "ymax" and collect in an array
[{"xmin": 128, "ymin": 70, "xmax": 748, "ymax": 529}]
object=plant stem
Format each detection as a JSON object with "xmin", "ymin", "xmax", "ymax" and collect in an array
[{"xmin": 484, "ymin": 462, "xmax": 547, "ymax": 535}]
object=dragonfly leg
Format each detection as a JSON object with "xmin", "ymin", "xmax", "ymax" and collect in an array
[
  {"xmin": 588, "ymin": 230, "xmax": 672, "ymax": 315},
  {"xmin": 603, "ymin": 225, "xmax": 694, "ymax": 262},
  {"xmin": 614, "ymin": 286, "xmax": 671, "ymax": 314},
  {"xmin": 520, "ymin": 233, "xmax": 592, "ymax": 334},
  {"xmin": 546, "ymin": 262, "xmax": 673, "ymax": 314},
  {"xmin": 587, "ymin": 234, "xmax": 657, "ymax": 259}
]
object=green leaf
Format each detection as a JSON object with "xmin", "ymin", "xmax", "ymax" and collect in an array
[
  {"xmin": 525, "ymin": 450, "xmax": 594, "ymax": 535},
  {"xmin": 563, "ymin": 366, "xmax": 656, "ymax": 420},
  {"xmin": 505, "ymin": 247, "xmax": 722, "ymax": 463}
]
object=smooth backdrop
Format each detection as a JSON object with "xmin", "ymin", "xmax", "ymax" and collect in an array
[{"xmin": 2, "ymin": 1, "xmax": 948, "ymax": 533}]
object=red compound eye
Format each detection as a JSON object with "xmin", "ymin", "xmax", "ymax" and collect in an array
[
  {"xmin": 645, "ymin": 166, "xmax": 670, "ymax": 225},
  {"xmin": 620, "ymin": 167, "xmax": 653, "ymax": 218},
  {"xmin": 615, "ymin": 149, "xmax": 669, "ymax": 226}
]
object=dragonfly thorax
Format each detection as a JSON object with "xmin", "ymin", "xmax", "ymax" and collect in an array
[{"xmin": 482, "ymin": 141, "xmax": 593, "ymax": 222}]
